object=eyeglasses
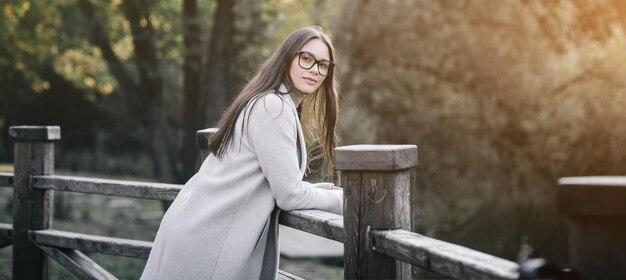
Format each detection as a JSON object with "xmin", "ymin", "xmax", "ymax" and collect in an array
[{"xmin": 296, "ymin": 51, "xmax": 334, "ymax": 76}]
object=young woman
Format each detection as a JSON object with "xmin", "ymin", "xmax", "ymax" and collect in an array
[{"xmin": 141, "ymin": 26, "xmax": 343, "ymax": 280}]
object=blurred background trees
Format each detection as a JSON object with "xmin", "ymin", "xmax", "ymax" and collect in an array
[
  {"xmin": 335, "ymin": 0, "xmax": 626, "ymax": 261},
  {"xmin": 1, "ymin": 0, "xmax": 626, "ymax": 274}
]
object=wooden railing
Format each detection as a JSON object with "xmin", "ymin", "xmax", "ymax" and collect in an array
[{"xmin": 1, "ymin": 126, "xmax": 623, "ymax": 279}]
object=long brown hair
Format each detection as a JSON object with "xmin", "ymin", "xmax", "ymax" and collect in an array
[{"xmin": 208, "ymin": 26, "xmax": 340, "ymax": 172}]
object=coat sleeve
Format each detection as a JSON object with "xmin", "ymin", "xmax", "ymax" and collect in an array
[{"xmin": 249, "ymin": 95, "xmax": 343, "ymax": 215}]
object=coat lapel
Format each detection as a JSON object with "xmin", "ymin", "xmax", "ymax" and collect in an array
[
  {"xmin": 294, "ymin": 112, "xmax": 307, "ymax": 174},
  {"xmin": 268, "ymin": 85, "xmax": 306, "ymax": 279},
  {"xmin": 278, "ymin": 84, "xmax": 307, "ymax": 175}
]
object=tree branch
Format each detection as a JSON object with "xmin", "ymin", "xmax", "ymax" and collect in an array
[{"xmin": 77, "ymin": 0, "xmax": 140, "ymax": 109}]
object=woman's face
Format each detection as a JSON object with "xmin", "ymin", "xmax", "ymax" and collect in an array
[{"xmin": 289, "ymin": 38, "xmax": 331, "ymax": 94}]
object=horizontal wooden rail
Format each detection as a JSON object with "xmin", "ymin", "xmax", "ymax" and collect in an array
[
  {"xmin": 0, "ymin": 172, "xmax": 13, "ymax": 187},
  {"xmin": 0, "ymin": 223, "xmax": 11, "ymax": 240},
  {"xmin": 29, "ymin": 175, "xmax": 343, "ymax": 243},
  {"xmin": 31, "ymin": 175, "xmax": 182, "ymax": 201},
  {"xmin": 37, "ymin": 245, "xmax": 117, "ymax": 280},
  {"xmin": 30, "ymin": 229, "xmax": 301, "ymax": 280},
  {"xmin": 368, "ymin": 229, "xmax": 519, "ymax": 280},
  {"xmin": 277, "ymin": 270, "xmax": 305, "ymax": 280},
  {"xmin": 30, "ymin": 229, "xmax": 152, "ymax": 259},
  {"xmin": 558, "ymin": 176, "xmax": 626, "ymax": 186},
  {"xmin": 278, "ymin": 209, "xmax": 344, "ymax": 243},
  {"xmin": 5, "ymin": 127, "xmax": 538, "ymax": 279},
  {"xmin": 0, "ymin": 223, "xmax": 12, "ymax": 248},
  {"xmin": 27, "ymin": 211, "xmax": 343, "ymax": 256}
]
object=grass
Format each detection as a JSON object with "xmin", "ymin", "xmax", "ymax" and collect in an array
[{"xmin": 0, "ymin": 163, "xmax": 12, "ymax": 173}]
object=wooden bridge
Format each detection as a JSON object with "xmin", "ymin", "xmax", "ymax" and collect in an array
[{"xmin": 0, "ymin": 126, "xmax": 624, "ymax": 279}]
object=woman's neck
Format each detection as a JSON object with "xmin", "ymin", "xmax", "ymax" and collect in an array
[{"xmin": 290, "ymin": 89, "xmax": 305, "ymax": 107}]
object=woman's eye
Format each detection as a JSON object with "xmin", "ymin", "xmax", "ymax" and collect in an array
[{"xmin": 320, "ymin": 63, "xmax": 328, "ymax": 70}]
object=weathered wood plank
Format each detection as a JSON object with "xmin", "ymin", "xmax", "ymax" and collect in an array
[
  {"xmin": 196, "ymin": 128, "xmax": 217, "ymax": 161},
  {"xmin": 335, "ymin": 145, "xmax": 418, "ymax": 171},
  {"xmin": 31, "ymin": 228, "xmax": 308, "ymax": 279},
  {"xmin": 0, "ymin": 223, "xmax": 11, "ymax": 248},
  {"xmin": 558, "ymin": 176, "xmax": 626, "ymax": 186},
  {"xmin": 9, "ymin": 125, "xmax": 60, "ymax": 141},
  {"xmin": 369, "ymin": 229, "xmax": 519, "ymax": 280},
  {"xmin": 279, "ymin": 209, "xmax": 345, "ymax": 243},
  {"xmin": 0, "ymin": 223, "xmax": 11, "ymax": 241},
  {"xmin": 32, "ymin": 175, "xmax": 182, "ymax": 201},
  {"xmin": 558, "ymin": 176, "xmax": 626, "ymax": 279},
  {"xmin": 337, "ymin": 144, "xmax": 417, "ymax": 280},
  {"xmin": 37, "ymin": 245, "xmax": 117, "ymax": 280},
  {"xmin": 277, "ymin": 269, "xmax": 305, "ymax": 280},
  {"xmin": 360, "ymin": 172, "xmax": 401, "ymax": 279},
  {"xmin": 196, "ymin": 128, "xmax": 218, "ymax": 149},
  {"xmin": 31, "ymin": 229, "xmax": 152, "ymax": 259},
  {"xmin": 558, "ymin": 176, "xmax": 626, "ymax": 217},
  {"xmin": 12, "ymin": 127, "xmax": 57, "ymax": 279},
  {"xmin": 342, "ymin": 171, "xmax": 362, "ymax": 279},
  {"xmin": 0, "ymin": 172, "xmax": 13, "ymax": 187}
]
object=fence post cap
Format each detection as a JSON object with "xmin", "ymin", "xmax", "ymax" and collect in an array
[
  {"xmin": 9, "ymin": 126, "xmax": 61, "ymax": 141},
  {"xmin": 196, "ymin": 128, "xmax": 218, "ymax": 149},
  {"xmin": 334, "ymin": 144, "xmax": 417, "ymax": 171},
  {"xmin": 558, "ymin": 176, "xmax": 626, "ymax": 218}
]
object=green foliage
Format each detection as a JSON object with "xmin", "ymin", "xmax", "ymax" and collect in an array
[
  {"xmin": 7, "ymin": 0, "xmax": 622, "ymax": 274},
  {"xmin": 1, "ymin": 1, "xmax": 59, "ymax": 90},
  {"xmin": 0, "ymin": 0, "xmax": 346, "ymax": 278},
  {"xmin": 333, "ymin": 0, "xmax": 626, "ymax": 261}
]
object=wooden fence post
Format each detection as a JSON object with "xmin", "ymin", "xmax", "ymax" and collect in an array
[
  {"xmin": 10, "ymin": 126, "xmax": 60, "ymax": 279},
  {"xmin": 196, "ymin": 128, "xmax": 217, "ymax": 162},
  {"xmin": 558, "ymin": 177, "xmax": 626, "ymax": 279},
  {"xmin": 335, "ymin": 145, "xmax": 418, "ymax": 280}
]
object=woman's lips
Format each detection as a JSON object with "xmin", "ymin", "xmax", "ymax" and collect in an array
[{"xmin": 303, "ymin": 77, "xmax": 317, "ymax": 85}]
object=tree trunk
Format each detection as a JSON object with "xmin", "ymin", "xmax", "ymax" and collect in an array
[
  {"xmin": 182, "ymin": 0, "xmax": 203, "ymax": 181},
  {"xmin": 201, "ymin": 0, "xmax": 236, "ymax": 127},
  {"xmin": 122, "ymin": 0, "xmax": 177, "ymax": 184},
  {"xmin": 80, "ymin": 0, "xmax": 177, "ymax": 184},
  {"xmin": 311, "ymin": 0, "xmax": 325, "ymax": 26}
]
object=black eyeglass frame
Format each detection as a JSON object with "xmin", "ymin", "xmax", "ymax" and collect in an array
[{"xmin": 295, "ymin": 51, "xmax": 334, "ymax": 76}]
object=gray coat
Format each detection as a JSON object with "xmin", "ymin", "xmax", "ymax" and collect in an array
[{"xmin": 141, "ymin": 88, "xmax": 343, "ymax": 280}]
